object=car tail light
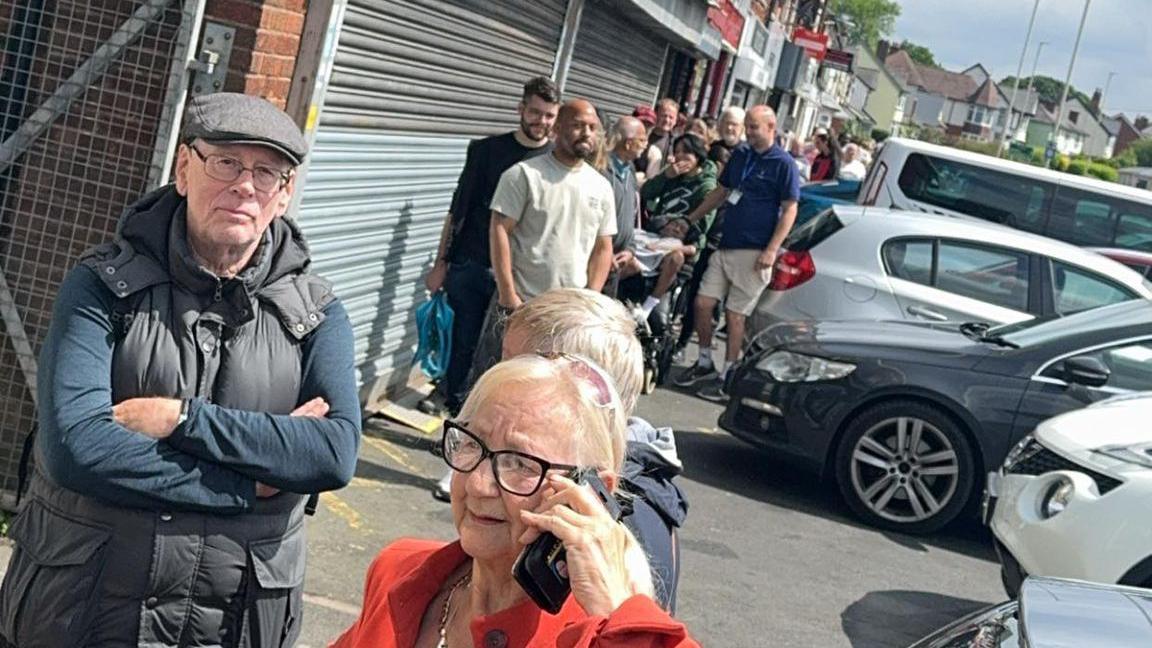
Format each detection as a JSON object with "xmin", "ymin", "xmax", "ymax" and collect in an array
[{"xmin": 769, "ymin": 250, "xmax": 815, "ymax": 290}]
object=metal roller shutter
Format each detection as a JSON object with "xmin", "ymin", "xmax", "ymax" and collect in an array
[
  {"xmin": 565, "ymin": 0, "xmax": 667, "ymax": 123},
  {"xmin": 296, "ymin": 0, "xmax": 566, "ymax": 405}
]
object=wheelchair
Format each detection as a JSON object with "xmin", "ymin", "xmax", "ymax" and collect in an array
[{"xmin": 617, "ymin": 264, "xmax": 694, "ymax": 395}]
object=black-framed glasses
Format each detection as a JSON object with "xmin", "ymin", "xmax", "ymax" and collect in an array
[
  {"xmin": 190, "ymin": 145, "xmax": 292, "ymax": 194},
  {"xmin": 439, "ymin": 420, "xmax": 580, "ymax": 497}
]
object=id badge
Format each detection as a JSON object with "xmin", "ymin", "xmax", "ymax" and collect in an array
[{"xmin": 727, "ymin": 189, "xmax": 743, "ymax": 205}]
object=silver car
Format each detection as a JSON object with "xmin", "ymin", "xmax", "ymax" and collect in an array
[{"xmin": 751, "ymin": 206, "xmax": 1152, "ymax": 335}]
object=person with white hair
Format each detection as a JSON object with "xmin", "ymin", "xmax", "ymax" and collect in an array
[
  {"xmin": 707, "ymin": 105, "xmax": 746, "ymax": 171},
  {"xmin": 838, "ymin": 142, "xmax": 868, "ymax": 181},
  {"xmin": 332, "ymin": 354, "xmax": 700, "ymax": 647}
]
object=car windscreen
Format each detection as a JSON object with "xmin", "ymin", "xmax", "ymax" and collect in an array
[
  {"xmin": 785, "ymin": 208, "xmax": 843, "ymax": 252},
  {"xmin": 989, "ymin": 300, "xmax": 1149, "ymax": 347}
]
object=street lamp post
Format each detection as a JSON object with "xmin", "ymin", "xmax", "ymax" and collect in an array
[
  {"xmin": 1101, "ymin": 71, "xmax": 1118, "ymax": 112},
  {"xmin": 1050, "ymin": 0, "xmax": 1093, "ymax": 167},
  {"xmin": 999, "ymin": 0, "xmax": 1042, "ymax": 157},
  {"xmin": 1025, "ymin": 41, "xmax": 1048, "ymax": 98}
]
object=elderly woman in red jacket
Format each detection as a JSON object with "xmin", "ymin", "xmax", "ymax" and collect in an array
[{"xmin": 331, "ymin": 354, "xmax": 698, "ymax": 648}]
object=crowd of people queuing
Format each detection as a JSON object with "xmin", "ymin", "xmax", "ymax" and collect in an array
[{"xmin": 0, "ymin": 68, "xmax": 874, "ymax": 647}]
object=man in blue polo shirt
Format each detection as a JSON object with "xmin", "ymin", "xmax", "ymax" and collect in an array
[{"xmin": 674, "ymin": 105, "xmax": 800, "ymax": 401}]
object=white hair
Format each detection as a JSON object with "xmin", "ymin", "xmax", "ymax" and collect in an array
[{"xmin": 720, "ymin": 106, "xmax": 745, "ymax": 123}]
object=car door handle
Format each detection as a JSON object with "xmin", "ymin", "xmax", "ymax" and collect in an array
[{"xmin": 907, "ymin": 305, "xmax": 948, "ymax": 321}]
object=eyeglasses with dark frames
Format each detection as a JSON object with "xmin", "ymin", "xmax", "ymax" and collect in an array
[
  {"xmin": 438, "ymin": 420, "xmax": 581, "ymax": 497},
  {"xmin": 190, "ymin": 144, "xmax": 292, "ymax": 194}
]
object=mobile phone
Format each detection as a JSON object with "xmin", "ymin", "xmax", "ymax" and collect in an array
[{"xmin": 512, "ymin": 468, "xmax": 623, "ymax": 614}]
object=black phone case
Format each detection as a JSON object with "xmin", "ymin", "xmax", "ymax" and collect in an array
[{"xmin": 512, "ymin": 468, "xmax": 623, "ymax": 614}]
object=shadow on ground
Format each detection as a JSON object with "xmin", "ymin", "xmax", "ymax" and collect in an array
[
  {"xmin": 673, "ymin": 428, "xmax": 998, "ymax": 563},
  {"xmin": 840, "ymin": 590, "xmax": 998, "ymax": 647}
]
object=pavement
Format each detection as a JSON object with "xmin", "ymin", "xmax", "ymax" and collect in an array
[{"xmin": 0, "ymin": 379, "xmax": 1004, "ymax": 647}]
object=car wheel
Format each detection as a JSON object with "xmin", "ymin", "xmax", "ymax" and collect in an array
[{"xmin": 835, "ymin": 400, "xmax": 975, "ymax": 534}]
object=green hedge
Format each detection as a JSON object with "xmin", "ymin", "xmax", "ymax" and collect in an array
[
  {"xmin": 1085, "ymin": 162, "xmax": 1119, "ymax": 182},
  {"xmin": 1066, "ymin": 159, "xmax": 1088, "ymax": 175}
]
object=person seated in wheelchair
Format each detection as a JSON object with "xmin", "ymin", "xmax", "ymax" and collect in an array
[{"xmin": 617, "ymin": 215, "xmax": 701, "ymax": 320}]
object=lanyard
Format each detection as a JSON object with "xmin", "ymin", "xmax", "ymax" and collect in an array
[{"xmin": 739, "ymin": 150, "xmax": 762, "ymax": 187}]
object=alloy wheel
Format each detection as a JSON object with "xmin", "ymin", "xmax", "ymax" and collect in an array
[{"xmin": 848, "ymin": 416, "xmax": 960, "ymax": 524}]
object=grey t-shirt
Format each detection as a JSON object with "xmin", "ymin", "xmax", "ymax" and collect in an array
[{"xmin": 490, "ymin": 154, "xmax": 617, "ymax": 299}]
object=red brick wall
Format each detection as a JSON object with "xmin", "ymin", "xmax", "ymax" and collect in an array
[{"xmin": 204, "ymin": 0, "xmax": 307, "ymax": 109}]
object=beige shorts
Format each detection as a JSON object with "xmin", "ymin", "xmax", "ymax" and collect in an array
[{"xmin": 698, "ymin": 248, "xmax": 773, "ymax": 316}]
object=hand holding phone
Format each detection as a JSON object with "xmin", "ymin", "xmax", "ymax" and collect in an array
[{"xmin": 514, "ymin": 469, "xmax": 630, "ymax": 616}]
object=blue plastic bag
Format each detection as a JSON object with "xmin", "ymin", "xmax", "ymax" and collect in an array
[{"xmin": 414, "ymin": 292, "xmax": 454, "ymax": 380}]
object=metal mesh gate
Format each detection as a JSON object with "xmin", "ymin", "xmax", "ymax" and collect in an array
[{"xmin": 0, "ymin": 0, "xmax": 198, "ymax": 507}]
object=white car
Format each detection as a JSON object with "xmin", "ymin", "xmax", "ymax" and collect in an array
[
  {"xmin": 750, "ymin": 206, "xmax": 1152, "ymax": 336},
  {"xmin": 986, "ymin": 393, "xmax": 1152, "ymax": 596}
]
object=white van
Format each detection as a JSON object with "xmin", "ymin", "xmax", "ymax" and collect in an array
[{"xmin": 860, "ymin": 138, "xmax": 1152, "ymax": 253}]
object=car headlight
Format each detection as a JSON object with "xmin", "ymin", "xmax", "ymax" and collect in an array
[
  {"xmin": 1039, "ymin": 478, "xmax": 1074, "ymax": 519},
  {"xmin": 755, "ymin": 350, "xmax": 856, "ymax": 383},
  {"xmin": 1002, "ymin": 434, "xmax": 1037, "ymax": 470},
  {"xmin": 1093, "ymin": 442, "xmax": 1152, "ymax": 469}
]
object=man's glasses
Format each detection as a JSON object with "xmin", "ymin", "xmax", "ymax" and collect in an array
[
  {"xmin": 439, "ymin": 421, "xmax": 580, "ymax": 497},
  {"xmin": 190, "ymin": 145, "xmax": 291, "ymax": 194}
]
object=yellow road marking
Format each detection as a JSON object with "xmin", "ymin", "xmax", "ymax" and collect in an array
[
  {"xmin": 361, "ymin": 435, "xmax": 425, "ymax": 475},
  {"xmin": 320, "ymin": 492, "xmax": 363, "ymax": 530}
]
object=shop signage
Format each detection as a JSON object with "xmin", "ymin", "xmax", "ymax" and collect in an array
[
  {"xmin": 823, "ymin": 49, "xmax": 854, "ymax": 72},
  {"xmin": 792, "ymin": 27, "xmax": 828, "ymax": 61},
  {"xmin": 707, "ymin": 0, "xmax": 746, "ymax": 50}
]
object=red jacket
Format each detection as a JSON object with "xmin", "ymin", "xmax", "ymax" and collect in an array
[{"xmin": 330, "ymin": 538, "xmax": 700, "ymax": 648}]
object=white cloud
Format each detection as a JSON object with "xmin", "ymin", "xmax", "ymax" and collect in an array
[{"xmin": 894, "ymin": 0, "xmax": 1152, "ymax": 115}]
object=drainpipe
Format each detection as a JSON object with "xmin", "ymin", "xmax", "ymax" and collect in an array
[{"xmin": 552, "ymin": 0, "xmax": 586, "ymax": 92}]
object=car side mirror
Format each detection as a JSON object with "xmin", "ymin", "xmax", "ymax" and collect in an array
[{"xmin": 1062, "ymin": 356, "xmax": 1110, "ymax": 388}]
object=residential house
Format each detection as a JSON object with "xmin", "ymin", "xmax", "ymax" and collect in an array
[
  {"xmin": 851, "ymin": 42, "xmax": 904, "ymax": 135},
  {"xmin": 1104, "ymin": 114, "xmax": 1144, "ymax": 157},
  {"xmin": 1118, "ymin": 167, "xmax": 1152, "ymax": 190},
  {"xmin": 882, "ymin": 48, "xmax": 1013, "ymax": 143},
  {"xmin": 1001, "ymin": 86, "xmax": 1040, "ymax": 143},
  {"xmin": 1026, "ymin": 102, "xmax": 1087, "ymax": 156},
  {"xmin": 1062, "ymin": 94, "xmax": 1114, "ymax": 158}
]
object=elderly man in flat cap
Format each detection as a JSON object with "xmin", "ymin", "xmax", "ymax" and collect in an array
[{"xmin": 0, "ymin": 93, "xmax": 361, "ymax": 647}]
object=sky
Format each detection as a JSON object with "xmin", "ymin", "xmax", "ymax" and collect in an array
[{"xmin": 893, "ymin": 0, "xmax": 1152, "ymax": 118}]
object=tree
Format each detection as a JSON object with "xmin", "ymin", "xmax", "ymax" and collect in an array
[
  {"xmin": 899, "ymin": 40, "xmax": 938, "ymax": 67},
  {"xmin": 1000, "ymin": 75, "xmax": 1091, "ymax": 109},
  {"xmin": 831, "ymin": 0, "xmax": 901, "ymax": 47},
  {"xmin": 1136, "ymin": 116, "xmax": 1150, "ymax": 132}
]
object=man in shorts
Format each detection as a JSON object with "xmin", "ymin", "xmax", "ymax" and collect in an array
[{"xmin": 674, "ymin": 105, "xmax": 800, "ymax": 401}]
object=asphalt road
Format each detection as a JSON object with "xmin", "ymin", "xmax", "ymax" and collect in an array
[{"xmin": 295, "ymin": 383, "xmax": 1005, "ymax": 647}]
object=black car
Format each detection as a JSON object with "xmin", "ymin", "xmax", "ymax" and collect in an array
[{"xmin": 719, "ymin": 300, "xmax": 1152, "ymax": 534}]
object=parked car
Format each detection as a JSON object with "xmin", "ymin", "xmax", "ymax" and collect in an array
[
  {"xmin": 908, "ymin": 577, "xmax": 1152, "ymax": 648},
  {"xmin": 986, "ymin": 393, "xmax": 1152, "ymax": 596},
  {"xmin": 861, "ymin": 137, "xmax": 1152, "ymax": 254},
  {"xmin": 751, "ymin": 205, "xmax": 1152, "ymax": 335},
  {"xmin": 797, "ymin": 179, "xmax": 860, "ymax": 225},
  {"xmin": 720, "ymin": 300, "xmax": 1152, "ymax": 533},
  {"xmin": 1089, "ymin": 246, "xmax": 1152, "ymax": 279}
]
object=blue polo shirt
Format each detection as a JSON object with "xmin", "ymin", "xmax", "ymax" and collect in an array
[{"xmin": 717, "ymin": 143, "xmax": 801, "ymax": 250}]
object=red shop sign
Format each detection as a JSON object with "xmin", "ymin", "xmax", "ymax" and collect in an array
[
  {"xmin": 707, "ymin": 0, "xmax": 746, "ymax": 49},
  {"xmin": 792, "ymin": 27, "xmax": 828, "ymax": 61}
]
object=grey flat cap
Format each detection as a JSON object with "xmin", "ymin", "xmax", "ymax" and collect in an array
[{"xmin": 182, "ymin": 93, "xmax": 307, "ymax": 165}]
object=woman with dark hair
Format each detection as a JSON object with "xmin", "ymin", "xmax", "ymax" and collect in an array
[
  {"xmin": 809, "ymin": 132, "xmax": 840, "ymax": 181},
  {"xmin": 641, "ymin": 134, "xmax": 717, "ymax": 229}
]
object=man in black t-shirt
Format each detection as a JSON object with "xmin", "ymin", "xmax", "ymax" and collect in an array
[{"xmin": 419, "ymin": 77, "xmax": 560, "ymax": 421}]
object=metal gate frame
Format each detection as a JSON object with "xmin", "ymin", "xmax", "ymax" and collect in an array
[{"xmin": 0, "ymin": 0, "xmax": 205, "ymax": 508}]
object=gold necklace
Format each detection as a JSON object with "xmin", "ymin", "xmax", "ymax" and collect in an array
[{"xmin": 436, "ymin": 572, "xmax": 471, "ymax": 648}]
